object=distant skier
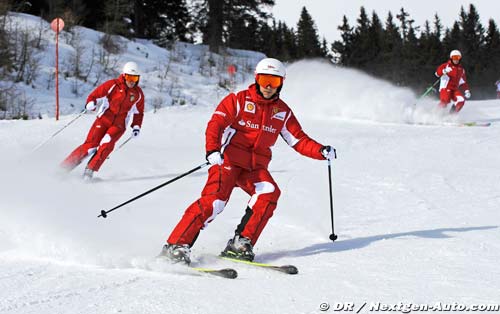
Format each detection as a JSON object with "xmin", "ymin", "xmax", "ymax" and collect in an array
[
  {"xmin": 495, "ymin": 79, "xmax": 500, "ymax": 99},
  {"xmin": 435, "ymin": 50, "xmax": 471, "ymax": 113},
  {"xmin": 159, "ymin": 58, "xmax": 336, "ymax": 264},
  {"xmin": 60, "ymin": 61, "xmax": 145, "ymax": 180}
]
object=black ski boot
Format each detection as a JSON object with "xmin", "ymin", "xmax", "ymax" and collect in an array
[
  {"xmin": 159, "ymin": 244, "xmax": 191, "ymax": 265},
  {"xmin": 221, "ymin": 234, "xmax": 255, "ymax": 261}
]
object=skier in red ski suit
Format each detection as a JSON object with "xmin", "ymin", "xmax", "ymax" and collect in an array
[
  {"xmin": 60, "ymin": 62, "xmax": 145, "ymax": 180},
  {"xmin": 435, "ymin": 50, "xmax": 471, "ymax": 113},
  {"xmin": 160, "ymin": 58, "xmax": 337, "ymax": 264}
]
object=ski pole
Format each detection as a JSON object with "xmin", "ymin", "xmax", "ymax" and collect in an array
[
  {"xmin": 413, "ymin": 78, "xmax": 440, "ymax": 106},
  {"xmin": 106, "ymin": 135, "xmax": 133, "ymax": 160},
  {"xmin": 98, "ymin": 161, "xmax": 210, "ymax": 218},
  {"xmin": 327, "ymin": 158, "xmax": 338, "ymax": 242},
  {"xmin": 117, "ymin": 135, "xmax": 133, "ymax": 150},
  {"xmin": 31, "ymin": 108, "xmax": 87, "ymax": 153}
]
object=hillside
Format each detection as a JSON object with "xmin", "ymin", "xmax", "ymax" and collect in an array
[{"xmin": 1, "ymin": 12, "xmax": 264, "ymax": 119}]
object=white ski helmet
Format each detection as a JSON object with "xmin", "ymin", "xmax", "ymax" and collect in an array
[
  {"xmin": 450, "ymin": 50, "xmax": 462, "ymax": 59},
  {"xmin": 123, "ymin": 61, "xmax": 140, "ymax": 76},
  {"xmin": 255, "ymin": 58, "xmax": 286, "ymax": 78}
]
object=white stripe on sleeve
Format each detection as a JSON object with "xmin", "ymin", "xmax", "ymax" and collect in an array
[{"xmin": 280, "ymin": 113, "xmax": 300, "ymax": 147}]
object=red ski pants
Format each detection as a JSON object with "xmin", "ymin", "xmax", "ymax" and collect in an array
[
  {"xmin": 167, "ymin": 163, "xmax": 281, "ymax": 247},
  {"xmin": 439, "ymin": 89, "xmax": 465, "ymax": 112},
  {"xmin": 60, "ymin": 116, "xmax": 125, "ymax": 172}
]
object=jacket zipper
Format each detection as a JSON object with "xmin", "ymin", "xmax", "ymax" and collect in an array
[
  {"xmin": 111, "ymin": 83, "xmax": 129, "ymax": 125},
  {"xmin": 251, "ymin": 103, "xmax": 269, "ymax": 169}
]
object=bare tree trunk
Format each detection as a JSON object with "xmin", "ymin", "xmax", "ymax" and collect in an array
[
  {"xmin": 133, "ymin": 0, "xmax": 145, "ymax": 38},
  {"xmin": 207, "ymin": 0, "xmax": 223, "ymax": 53}
]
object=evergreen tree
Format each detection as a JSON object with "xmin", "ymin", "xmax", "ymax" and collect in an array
[
  {"xmin": 257, "ymin": 21, "xmax": 278, "ymax": 58},
  {"xmin": 256, "ymin": 19, "xmax": 298, "ymax": 61},
  {"xmin": 402, "ymin": 20, "xmax": 420, "ymax": 85},
  {"xmin": 433, "ymin": 14, "xmax": 443, "ymax": 39},
  {"xmin": 394, "ymin": 8, "xmax": 419, "ymax": 85},
  {"xmin": 296, "ymin": 6, "xmax": 323, "ymax": 58},
  {"xmin": 226, "ymin": 0, "xmax": 274, "ymax": 49},
  {"xmin": 418, "ymin": 16, "xmax": 444, "ymax": 88},
  {"xmin": 355, "ymin": 6, "xmax": 370, "ymax": 34},
  {"xmin": 396, "ymin": 7, "xmax": 413, "ymax": 42},
  {"xmin": 381, "ymin": 11, "xmax": 403, "ymax": 82},
  {"xmin": 46, "ymin": 0, "xmax": 65, "ymax": 20},
  {"xmin": 64, "ymin": 1, "xmax": 87, "ymax": 30},
  {"xmin": 459, "ymin": 3, "xmax": 484, "ymax": 90},
  {"xmin": 482, "ymin": 19, "xmax": 500, "ymax": 96},
  {"xmin": 102, "ymin": 0, "xmax": 133, "ymax": 37},
  {"xmin": 279, "ymin": 22, "xmax": 299, "ymax": 61},
  {"xmin": 349, "ymin": 6, "xmax": 372, "ymax": 67},
  {"xmin": 226, "ymin": 14, "xmax": 261, "ymax": 50},
  {"xmin": 149, "ymin": 0, "xmax": 193, "ymax": 45},
  {"xmin": 196, "ymin": 0, "xmax": 274, "ymax": 53},
  {"xmin": 19, "ymin": 0, "xmax": 45, "ymax": 16},
  {"xmin": 82, "ymin": 0, "xmax": 107, "ymax": 30},
  {"xmin": 331, "ymin": 15, "xmax": 354, "ymax": 65},
  {"xmin": 484, "ymin": 19, "xmax": 500, "ymax": 64},
  {"xmin": 459, "ymin": 4, "xmax": 484, "ymax": 61},
  {"xmin": 442, "ymin": 22, "xmax": 462, "ymax": 56},
  {"xmin": 320, "ymin": 37, "xmax": 330, "ymax": 59},
  {"xmin": 419, "ymin": 20, "xmax": 434, "ymax": 72},
  {"xmin": 19, "ymin": 0, "xmax": 64, "ymax": 20},
  {"xmin": 167, "ymin": 0, "xmax": 193, "ymax": 42},
  {"xmin": 418, "ymin": 14, "xmax": 445, "ymax": 65},
  {"xmin": 431, "ymin": 14, "xmax": 445, "ymax": 60},
  {"xmin": 366, "ymin": 11, "xmax": 384, "ymax": 74}
]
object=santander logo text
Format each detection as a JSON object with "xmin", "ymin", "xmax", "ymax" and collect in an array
[{"xmin": 244, "ymin": 120, "xmax": 276, "ymax": 133}]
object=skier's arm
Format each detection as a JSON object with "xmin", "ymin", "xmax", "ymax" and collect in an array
[
  {"xmin": 131, "ymin": 89, "xmax": 145, "ymax": 128},
  {"xmin": 86, "ymin": 79, "xmax": 116, "ymax": 104},
  {"xmin": 280, "ymin": 111, "xmax": 324, "ymax": 160},
  {"xmin": 205, "ymin": 93, "xmax": 238, "ymax": 153},
  {"xmin": 459, "ymin": 71, "xmax": 470, "ymax": 92},
  {"xmin": 435, "ymin": 63, "xmax": 451, "ymax": 77}
]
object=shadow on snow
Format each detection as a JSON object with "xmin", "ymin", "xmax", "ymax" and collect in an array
[{"xmin": 258, "ymin": 225, "xmax": 498, "ymax": 262}]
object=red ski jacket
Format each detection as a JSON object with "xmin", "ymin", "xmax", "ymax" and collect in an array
[
  {"xmin": 86, "ymin": 74, "xmax": 145, "ymax": 128},
  {"xmin": 435, "ymin": 61, "xmax": 470, "ymax": 92},
  {"xmin": 206, "ymin": 84, "xmax": 325, "ymax": 170}
]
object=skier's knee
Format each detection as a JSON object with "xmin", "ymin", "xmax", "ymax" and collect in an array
[
  {"xmin": 248, "ymin": 181, "xmax": 281, "ymax": 207},
  {"xmin": 203, "ymin": 199, "xmax": 226, "ymax": 227},
  {"xmin": 99, "ymin": 134, "xmax": 112, "ymax": 145},
  {"xmin": 195, "ymin": 196, "xmax": 227, "ymax": 218}
]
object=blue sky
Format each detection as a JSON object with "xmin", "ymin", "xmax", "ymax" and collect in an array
[{"xmin": 272, "ymin": 0, "xmax": 500, "ymax": 43}]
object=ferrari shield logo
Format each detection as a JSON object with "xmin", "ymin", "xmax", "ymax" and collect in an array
[
  {"xmin": 244, "ymin": 101, "xmax": 255, "ymax": 113},
  {"xmin": 130, "ymin": 94, "xmax": 136, "ymax": 102}
]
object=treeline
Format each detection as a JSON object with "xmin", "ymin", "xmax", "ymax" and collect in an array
[
  {"xmin": 332, "ymin": 4, "xmax": 500, "ymax": 98},
  {"xmin": 15, "ymin": 0, "xmax": 327, "ymax": 61},
  {"xmin": 8, "ymin": 1, "xmax": 500, "ymax": 98}
]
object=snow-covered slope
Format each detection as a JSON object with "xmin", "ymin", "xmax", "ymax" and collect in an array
[{"xmin": 1, "ymin": 13, "xmax": 500, "ymax": 314}]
